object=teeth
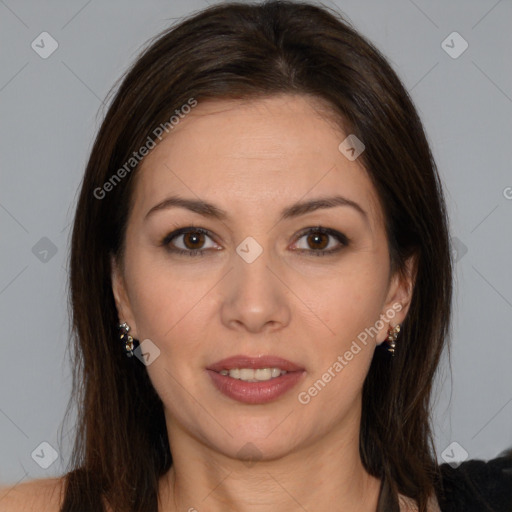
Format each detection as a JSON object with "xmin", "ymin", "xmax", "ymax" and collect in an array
[{"xmin": 218, "ymin": 367, "xmax": 287, "ymax": 382}]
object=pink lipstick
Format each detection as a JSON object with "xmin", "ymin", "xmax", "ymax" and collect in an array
[{"xmin": 206, "ymin": 354, "xmax": 306, "ymax": 405}]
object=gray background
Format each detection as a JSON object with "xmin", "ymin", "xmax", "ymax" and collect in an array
[{"xmin": 1, "ymin": 0, "xmax": 511, "ymax": 486}]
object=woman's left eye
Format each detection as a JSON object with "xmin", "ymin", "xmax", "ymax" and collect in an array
[
  {"xmin": 291, "ymin": 226, "xmax": 349, "ymax": 256},
  {"xmin": 161, "ymin": 226, "xmax": 349, "ymax": 257}
]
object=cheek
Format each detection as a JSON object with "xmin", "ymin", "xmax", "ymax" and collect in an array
[
  {"xmin": 305, "ymin": 261, "xmax": 388, "ymax": 340},
  {"xmin": 296, "ymin": 270, "xmax": 384, "ymax": 414},
  {"xmin": 294, "ymin": 257, "xmax": 388, "ymax": 400},
  {"xmin": 121, "ymin": 246, "xmax": 172, "ymax": 332},
  {"xmin": 128, "ymin": 268, "xmax": 207, "ymax": 343}
]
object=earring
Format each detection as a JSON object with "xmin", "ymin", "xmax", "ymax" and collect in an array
[
  {"xmin": 386, "ymin": 324, "xmax": 401, "ymax": 356},
  {"xmin": 118, "ymin": 322, "xmax": 138, "ymax": 357}
]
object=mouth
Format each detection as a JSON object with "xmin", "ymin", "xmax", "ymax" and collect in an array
[
  {"xmin": 207, "ymin": 354, "xmax": 304, "ymax": 373},
  {"xmin": 217, "ymin": 367, "xmax": 288, "ymax": 382},
  {"xmin": 206, "ymin": 354, "xmax": 306, "ymax": 404}
]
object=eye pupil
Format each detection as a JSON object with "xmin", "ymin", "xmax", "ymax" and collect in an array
[
  {"xmin": 184, "ymin": 232, "xmax": 205, "ymax": 249},
  {"xmin": 308, "ymin": 232, "xmax": 328, "ymax": 250}
]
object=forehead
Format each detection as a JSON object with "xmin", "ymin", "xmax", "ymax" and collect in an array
[{"xmin": 132, "ymin": 94, "xmax": 383, "ymax": 229}]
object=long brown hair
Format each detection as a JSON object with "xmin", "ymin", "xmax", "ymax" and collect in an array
[{"xmin": 61, "ymin": 1, "xmax": 453, "ymax": 510}]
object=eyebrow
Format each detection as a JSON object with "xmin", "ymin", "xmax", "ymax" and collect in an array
[{"xmin": 144, "ymin": 194, "xmax": 368, "ymax": 224}]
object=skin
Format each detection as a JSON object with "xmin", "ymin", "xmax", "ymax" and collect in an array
[{"xmin": 111, "ymin": 94, "xmax": 416, "ymax": 512}]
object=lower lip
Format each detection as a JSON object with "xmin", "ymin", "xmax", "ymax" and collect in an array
[{"xmin": 206, "ymin": 369, "xmax": 305, "ymax": 404}]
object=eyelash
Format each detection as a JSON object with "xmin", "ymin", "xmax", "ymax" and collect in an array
[{"xmin": 160, "ymin": 226, "xmax": 349, "ymax": 257}]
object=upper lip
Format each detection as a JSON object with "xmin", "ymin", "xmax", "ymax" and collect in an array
[{"xmin": 207, "ymin": 355, "xmax": 304, "ymax": 373}]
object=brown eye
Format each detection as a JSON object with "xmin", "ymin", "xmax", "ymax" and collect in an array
[
  {"xmin": 306, "ymin": 231, "xmax": 329, "ymax": 250},
  {"xmin": 161, "ymin": 227, "xmax": 219, "ymax": 257},
  {"xmin": 293, "ymin": 227, "xmax": 349, "ymax": 257},
  {"xmin": 182, "ymin": 231, "xmax": 206, "ymax": 250}
]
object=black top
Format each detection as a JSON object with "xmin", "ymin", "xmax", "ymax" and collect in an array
[
  {"xmin": 375, "ymin": 449, "xmax": 512, "ymax": 512},
  {"xmin": 435, "ymin": 449, "xmax": 512, "ymax": 512}
]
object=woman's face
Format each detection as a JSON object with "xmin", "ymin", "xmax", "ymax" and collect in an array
[{"xmin": 112, "ymin": 94, "xmax": 414, "ymax": 461}]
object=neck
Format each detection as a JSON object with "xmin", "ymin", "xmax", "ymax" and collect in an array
[{"xmin": 158, "ymin": 416, "xmax": 381, "ymax": 512}]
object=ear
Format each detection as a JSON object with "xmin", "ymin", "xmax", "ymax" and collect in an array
[
  {"xmin": 376, "ymin": 253, "xmax": 417, "ymax": 345},
  {"xmin": 111, "ymin": 254, "xmax": 138, "ymax": 338}
]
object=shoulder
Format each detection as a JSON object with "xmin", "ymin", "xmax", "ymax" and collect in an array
[
  {"xmin": 436, "ymin": 449, "xmax": 512, "ymax": 512},
  {"xmin": 398, "ymin": 493, "xmax": 441, "ymax": 512},
  {"xmin": 0, "ymin": 476, "xmax": 65, "ymax": 512}
]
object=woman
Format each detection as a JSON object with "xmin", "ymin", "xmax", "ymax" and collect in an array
[{"xmin": 1, "ymin": 1, "xmax": 510, "ymax": 511}]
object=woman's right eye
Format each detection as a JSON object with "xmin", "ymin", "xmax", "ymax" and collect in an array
[{"xmin": 161, "ymin": 227, "xmax": 219, "ymax": 257}]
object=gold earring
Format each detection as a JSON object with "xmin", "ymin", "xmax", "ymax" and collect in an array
[
  {"xmin": 119, "ymin": 322, "xmax": 137, "ymax": 357},
  {"xmin": 386, "ymin": 324, "xmax": 401, "ymax": 356}
]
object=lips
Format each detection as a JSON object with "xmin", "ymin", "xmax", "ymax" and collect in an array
[
  {"xmin": 207, "ymin": 369, "xmax": 305, "ymax": 404},
  {"xmin": 207, "ymin": 354, "xmax": 305, "ymax": 373}
]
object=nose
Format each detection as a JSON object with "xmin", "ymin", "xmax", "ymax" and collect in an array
[{"xmin": 220, "ymin": 239, "xmax": 291, "ymax": 334}]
